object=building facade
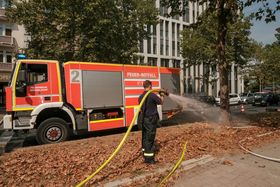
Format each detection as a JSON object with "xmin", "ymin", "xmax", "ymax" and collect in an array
[
  {"xmin": 0, "ymin": 0, "xmax": 28, "ymax": 109},
  {"xmin": 137, "ymin": 0, "xmax": 244, "ymax": 97}
]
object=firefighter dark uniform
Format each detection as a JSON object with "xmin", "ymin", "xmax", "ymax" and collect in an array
[{"xmin": 138, "ymin": 91, "xmax": 162, "ymax": 164}]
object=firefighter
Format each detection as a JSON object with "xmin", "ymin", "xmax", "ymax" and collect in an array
[{"xmin": 138, "ymin": 80, "xmax": 165, "ymax": 164}]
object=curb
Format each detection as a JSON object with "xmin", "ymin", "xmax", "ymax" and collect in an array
[
  {"xmin": 0, "ymin": 131, "xmax": 14, "ymax": 155},
  {"xmin": 104, "ymin": 155, "xmax": 214, "ymax": 187}
]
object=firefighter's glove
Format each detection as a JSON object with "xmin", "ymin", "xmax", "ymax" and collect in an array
[
  {"xmin": 159, "ymin": 89, "xmax": 169, "ymax": 96},
  {"xmin": 159, "ymin": 91, "xmax": 165, "ymax": 97}
]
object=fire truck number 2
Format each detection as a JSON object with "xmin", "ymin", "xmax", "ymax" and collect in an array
[{"xmin": 70, "ymin": 70, "xmax": 81, "ymax": 83}]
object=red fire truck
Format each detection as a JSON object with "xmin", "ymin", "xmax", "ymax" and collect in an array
[{"xmin": 3, "ymin": 60, "xmax": 181, "ymax": 144}]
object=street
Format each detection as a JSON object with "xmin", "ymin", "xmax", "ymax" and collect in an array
[{"xmin": 0, "ymin": 103, "xmax": 279, "ymax": 154}]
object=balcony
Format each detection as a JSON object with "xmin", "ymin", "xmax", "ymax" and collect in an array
[
  {"xmin": 0, "ymin": 62, "xmax": 12, "ymax": 71},
  {"xmin": 0, "ymin": 35, "xmax": 16, "ymax": 48},
  {"xmin": 0, "ymin": 8, "xmax": 7, "ymax": 20}
]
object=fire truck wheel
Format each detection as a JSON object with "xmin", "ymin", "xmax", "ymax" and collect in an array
[{"xmin": 36, "ymin": 118, "xmax": 69, "ymax": 144}]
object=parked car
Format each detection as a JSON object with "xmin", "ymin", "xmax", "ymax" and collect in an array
[
  {"xmin": 198, "ymin": 95, "xmax": 216, "ymax": 106},
  {"xmin": 265, "ymin": 93, "xmax": 280, "ymax": 106},
  {"xmin": 240, "ymin": 92, "xmax": 254, "ymax": 104},
  {"xmin": 215, "ymin": 93, "xmax": 241, "ymax": 105},
  {"xmin": 252, "ymin": 92, "xmax": 267, "ymax": 106},
  {"xmin": 252, "ymin": 92, "xmax": 279, "ymax": 106}
]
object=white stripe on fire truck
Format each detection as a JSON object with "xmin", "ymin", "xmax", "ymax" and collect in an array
[{"xmin": 125, "ymin": 95, "xmax": 140, "ymax": 98}]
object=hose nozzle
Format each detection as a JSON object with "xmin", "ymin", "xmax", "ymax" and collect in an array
[{"xmin": 159, "ymin": 89, "xmax": 169, "ymax": 96}]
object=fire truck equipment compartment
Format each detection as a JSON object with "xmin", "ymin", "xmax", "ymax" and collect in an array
[{"xmin": 82, "ymin": 71, "xmax": 123, "ymax": 109}]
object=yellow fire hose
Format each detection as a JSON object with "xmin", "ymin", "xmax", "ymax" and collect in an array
[
  {"xmin": 76, "ymin": 89, "xmax": 158, "ymax": 187},
  {"xmin": 159, "ymin": 142, "xmax": 187, "ymax": 186}
]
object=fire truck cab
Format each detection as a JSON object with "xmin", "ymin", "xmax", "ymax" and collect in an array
[{"xmin": 3, "ymin": 60, "xmax": 181, "ymax": 144}]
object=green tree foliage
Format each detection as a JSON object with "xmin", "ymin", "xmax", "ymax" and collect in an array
[
  {"xmin": 182, "ymin": 12, "xmax": 252, "ymax": 66},
  {"xmin": 6, "ymin": 0, "xmax": 158, "ymax": 63},
  {"xmin": 262, "ymin": 45, "xmax": 280, "ymax": 82},
  {"xmin": 274, "ymin": 27, "xmax": 280, "ymax": 45},
  {"xmin": 161, "ymin": 0, "xmax": 278, "ymax": 114},
  {"xmin": 182, "ymin": 12, "xmax": 252, "ymax": 93},
  {"xmin": 247, "ymin": 33, "xmax": 280, "ymax": 92},
  {"xmin": 258, "ymin": 41, "xmax": 280, "ymax": 89}
]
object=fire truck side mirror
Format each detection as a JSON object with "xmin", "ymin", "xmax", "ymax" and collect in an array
[{"xmin": 18, "ymin": 70, "xmax": 26, "ymax": 82}]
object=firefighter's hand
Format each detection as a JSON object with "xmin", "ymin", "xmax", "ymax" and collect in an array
[
  {"xmin": 159, "ymin": 91, "xmax": 165, "ymax": 97},
  {"xmin": 159, "ymin": 89, "xmax": 169, "ymax": 96}
]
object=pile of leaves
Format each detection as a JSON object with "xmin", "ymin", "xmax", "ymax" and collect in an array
[
  {"xmin": 1, "ymin": 123, "xmax": 280, "ymax": 187},
  {"xmin": 249, "ymin": 112, "xmax": 280, "ymax": 128}
]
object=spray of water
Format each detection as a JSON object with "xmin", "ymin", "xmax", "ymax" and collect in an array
[{"xmin": 168, "ymin": 93, "xmax": 227, "ymax": 124}]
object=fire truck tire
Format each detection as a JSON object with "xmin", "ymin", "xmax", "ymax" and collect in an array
[{"xmin": 36, "ymin": 117, "xmax": 70, "ymax": 144}]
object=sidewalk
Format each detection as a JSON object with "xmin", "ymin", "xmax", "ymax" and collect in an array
[{"xmin": 174, "ymin": 140, "xmax": 280, "ymax": 187}]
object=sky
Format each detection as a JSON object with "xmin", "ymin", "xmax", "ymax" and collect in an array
[{"xmin": 244, "ymin": 0, "xmax": 280, "ymax": 45}]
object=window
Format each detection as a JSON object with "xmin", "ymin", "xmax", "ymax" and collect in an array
[
  {"xmin": 26, "ymin": 64, "xmax": 48, "ymax": 85},
  {"xmin": 160, "ymin": 21, "xmax": 163, "ymax": 38},
  {"xmin": 160, "ymin": 1, "xmax": 168, "ymax": 17},
  {"xmin": 153, "ymin": 37, "xmax": 157, "ymax": 54},
  {"xmin": 139, "ymin": 56, "xmax": 144, "ymax": 65},
  {"xmin": 183, "ymin": 8, "xmax": 190, "ymax": 22},
  {"xmin": 0, "ymin": 0, "xmax": 7, "ymax": 8},
  {"xmin": 139, "ymin": 40, "xmax": 144, "ymax": 53},
  {"xmin": 212, "ymin": 65, "xmax": 217, "ymax": 77},
  {"xmin": 165, "ymin": 21, "xmax": 169, "ymax": 56},
  {"xmin": 147, "ymin": 37, "xmax": 151, "ymax": 54},
  {"xmin": 172, "ymin": 23, "xmax": 175, "ymax": 40},
  {"xmin": 0, "ymin": 52, "xmax": 3, "ymax": 62},
  {"xmin": 173, "ymin": 60, "xmax": 180, "ymax": 68},
  {"xmin": 197, "ymin": 2, "xmax": 200, "ymax": 16},
  {"xmin": 147, "ymin": 25, "xmax": 151, "ymax": 54},
  {"xmin": 148, "ymin": 57, "xmax": 157, "ymax": 66},
  {"xmin": 172, "ymin": 41, "xmax": 175, "ymax": 56},
  {"xmin": 177, "ymin": 41, "xmax": 180, "ymax": 56},
  {"xmin": 152, "ymin": 25, "xmax": 157, "ymax": 36},
  {"xmin": 152, "ymin": 25, "xmax": 157, "ymax": 54},
  {"xmin": 0, "ymin": 26, "xmax": 3, "ymax": 36},
  {"xmin": 177, "ymin": 24, "xmax": 180, "ymax": 39},
  {"xmin": 160, "ymin": 39, "xmax": 164, "ymax": 55},
  {"xmin": 192, "ymin": 9, "xmax": 195, "ymax": 22},
  {"xmin": 161, "ymin": 59, "xmax": 169, "ymax": 67},
  {"xmin": 160, "ymin": 21, "xmax": 164, "ymax": 55},
  {"xmin": 5, "ymin": 28, "xmax": 11, "ymax": 36},
  {"xmin": 6, "ymin": 53, "xmax": 12, "ymax": 63},
  {"xmin": 160, "ymin": 1, "xmax": 164, "ymax": 16},
  {"xmin": 183, "ymin": 0, "xmax": 189, "ymax": 22}
]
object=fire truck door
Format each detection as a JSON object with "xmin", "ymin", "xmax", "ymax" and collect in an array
[{"xmin": 14, "ymin": 61, "xmax": 61, "ymax": 110}]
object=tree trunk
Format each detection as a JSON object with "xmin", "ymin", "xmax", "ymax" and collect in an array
[{"xmin": 217, "ymin": 0, "xmax": 231, "ymax": 125}]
